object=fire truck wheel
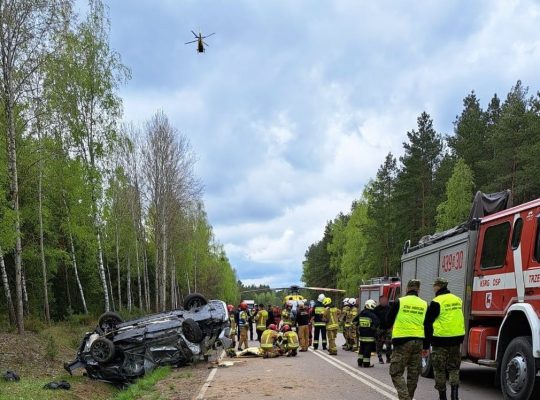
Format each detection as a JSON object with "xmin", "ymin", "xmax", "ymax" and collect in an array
[
  {"xmin": 421, "ymin": 351, "xmax": 434, "ymax": 378},
  {"xmin": 500, "ymin": 336, "xmax": 536, "ymax": 400}
]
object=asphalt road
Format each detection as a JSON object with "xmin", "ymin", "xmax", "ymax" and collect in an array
[{"xmin": 200, "ymin": 335, "xmax": 503, "ymax": 400}]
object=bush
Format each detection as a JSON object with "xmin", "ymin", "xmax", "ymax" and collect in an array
[
  {"xmin": 45, "ymin": 335, "xmax": 58, "ymax": 360},
  {"xmin": 24, "ymin": 316, "xmax": 46, "ymax": 333}
]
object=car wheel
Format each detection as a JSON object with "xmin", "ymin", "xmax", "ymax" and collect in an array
[
  {"xmin": 182, "ymin": 318, "xmax": 204, "ymax": 343},
  {"xmin": 500, "ymin": 336, "xmax": 536, "ymax": 400},
  {"xmin": 90, "ymin": 337, "xmax": 116, "ymax": 363},
  {"xmin": 183, "ymin": 293, "xmax": 208, "ymax": 310},
  {"xmin": 421, "ymin": 351, "xmax": 434, "ymax": 378},
  {"xmin": 97, "ymin": 312, "xmax": 123, "ymax": 333}
]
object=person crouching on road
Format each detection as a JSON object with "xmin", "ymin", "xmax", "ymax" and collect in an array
[
  {"xmin": 386, "ymin": 279, "xmax": 428, "ymax": 400},
  {"xmin": 354, "ymin": 299, "xmax": 380, "ymax": 368},
  {"xmin": 238, "ymin": 302, "xmax": 249, "ymax": 351},
  {"xmin": 280, "ymin": 324, "xmax": 300, "ymax": 357},
  {"xmin": 227, "ymin": 304, "xmax": 237, "ymax": 349},
  {"xmin": 260, "ymin": 324, "xmax": 280, "ymax": 358},
  {"xmin": 296, "ymin": 301, "xmax": 310, "ymax": 351},
  {"xmin": 254, "ymin": 304, "xmax": 268, "ymax": 342},
  {"xmin": 323, "ymin": 297, "xmax": 340, "ymax": 355},
  {"xmin": 424, "ymin": 278, "xmax": 465, "ymax": 400}
]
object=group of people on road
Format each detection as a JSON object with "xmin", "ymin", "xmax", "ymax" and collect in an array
[{"xmin": 227, "ymin": 276, "xmax": 465, "ymax": 400}]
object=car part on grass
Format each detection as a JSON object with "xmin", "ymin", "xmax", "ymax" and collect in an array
[
  {"xmin": 65, "ymin": 294, "xmax": 232, "ymax": 383},
  {"xmin": 2, "ymin": 370, "xmax": 20, "ymax": 382},
  {"xmin": 43, "ymin": 380, "xmax": 71, "ymax": 390}
]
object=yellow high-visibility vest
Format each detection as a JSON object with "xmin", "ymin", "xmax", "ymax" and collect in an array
[
  {"xmin": 284, "ymin": 331, "xmax": 299, "ymax": 349},
  {"xmin": 255, "ymin": 310, "xmax": 268, "ymax": 330},
  {"xmin": 392, "ymin": 295, "xmax": 427, "ymax": 339},
  {"xmin": 432, "ymin": 293, "xmax": 465, "ymax": 337}
]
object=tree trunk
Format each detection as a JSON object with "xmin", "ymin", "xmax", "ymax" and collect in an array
[
  {"xmin": 5, "ymin": 100, "xmax": 24, "ymax": 333},
  {"xmin": 65, "ymin": 264, "xmax": 72, "ymax": 312},
  {"xmin": 21, "ymin": 267, "xmax": 29, "ymax": 316},
  {"xmin": 135, "ymin": 238, "xmax": 142, "ymax": 310},
  {"xmin": 106, "ymin": 256, "xmax": 115, "ymax": 311},
  {"xmin": 38, "ymin": 145, "xmax": 50, "ymax": 324},
  {"xmin": 115, "ymin": 218, "xmax": 122, "ymax": 310},
  {"xmin": 96, "ymin": 228, "xmax": 111, "ymax": 312},
  {"xmin": 143, "ymin": 241, "xmax": 150, "ymax": 311},
  {"xmin": 0, "ymin": 246, "xmax": 16, "ymax": 326},
  {"xmin": 170, "ymin": 257, "xmax": 176, "ymax": 309},
  {"xmin": 161, "ymin": 218, "xmax": 167, "ymax": 311},
  {"xmin": 63, "ymin": 197, "xmax": 88, "ymax": 314},
  {"xmin": 154, "ymin": 228, "xmax": 159, "ymax": 311},
  {"xmin": 127, "ymin": 256, "xmax": 132, "ymax": 312}
]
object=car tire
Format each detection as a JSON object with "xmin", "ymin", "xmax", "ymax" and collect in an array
[
  {"xmin": 97, "ymin": 312, "xmax": 123, "ymax": 333},
  {"xmin": 182, "ymin": 318, "xmax": 204, "ymax": 343},
  {"xmin": 183, "ymin": 293, "xmax": 208, "ymax": 310},
  {"xmin": 500, "ymin": 336, "xmax": 536, "ymax": 400},
  {"xmin": 421, "ymin": 351, "xmax": 434, "ymax": 378},
  {"xmin": 90, "ymin": 337, "xmax": 116, "ymax": 363}
]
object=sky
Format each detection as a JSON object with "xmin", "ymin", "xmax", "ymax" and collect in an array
[{"xmin": 88, "ymin": 0, "xmax": 540, "ymax": 288}]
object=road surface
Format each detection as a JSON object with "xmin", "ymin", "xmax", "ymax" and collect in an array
[{"xmin": 199, "ymin": 336, "xmax": 502, "ymax": 400}]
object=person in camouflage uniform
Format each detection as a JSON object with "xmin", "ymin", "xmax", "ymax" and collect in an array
[
  {"xmin": 386, "ymin": 279, "xmax": 428, "ymax": 400},
  {"xmin": 424, "ymin": 278, "xmax": 465, "ymax": 400},
  {"xmin": 374, "ymin": 295, "xmax": 392, "ymax": 363}
]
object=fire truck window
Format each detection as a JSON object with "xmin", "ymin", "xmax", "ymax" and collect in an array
[
  {"xmin": 511, "ymin": 218, "xmax": 523, "ymax": 250},
  {"xmin": 480, "ymin": 222, "xmax": 510, "ymax": 269}
]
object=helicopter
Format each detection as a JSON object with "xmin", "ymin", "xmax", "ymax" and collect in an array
[
  {"xmin": 241, "ymin": 285, "xmax": 345, "ymax": 307},
  {"xmin": 185, "ymin": 30, "xmax": 215, "ymax": 53}
]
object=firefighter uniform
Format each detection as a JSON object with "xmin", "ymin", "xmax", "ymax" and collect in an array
[
  {"xmin": 229, "ymin": 312, "xmax": 237, "ymax": 348},
  {"xmin": 386, "ymin": 280, "xmax": 428, "ymax": 400},
  {"xmin": 296, "ymin": 304, "xmax": 310, "ymax": 351},
  {"xmin": 260, "ymin": 328, "xmax": 279, "ymax": 358},
  {"xmin": 340, "ymin": 302, "xmax": 351, "ymax": 350},
  {"xmin": 281, "ymin": 307, "xmax": 292, "ymax": 328},
  {"xmin": 347, "ymin": 302, "xmax": 359, "ymax": 351},
  {"xmin": 282, "ymin": 330, "xmax": 300, "ymax": 356},
  {"xmin": 424, "ymin": 278, "xmax": 465, "ymax": 400},
  {"xmin": 354, "ymin": 302, "xmax": 380, "ymax": 367},
  {"xmin": 254, "ymin": 306, "xmax": 269, "ymax": 342},
  {"xmin": 323, "ymin": 299, "xmax": 340, "ymax": 355},
  {"xmin": 238, "ymin": 309, "xmax": 249, "ymax": 350},
  {"xmin": 312, "ymin": 300, "xmax": 327, "ymax": 350}
]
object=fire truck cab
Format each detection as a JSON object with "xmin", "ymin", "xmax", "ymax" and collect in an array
[
  {"xmin": 401, "ymin": 191, "xmax": 540, "ymax": 400},
  {"xmin": 359, "ymin": 277, "xmax": 401, "ymax": 308}
]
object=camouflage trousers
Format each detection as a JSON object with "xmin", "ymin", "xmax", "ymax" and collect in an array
[
  {"xmin": 389, "ymin": 340, "xmax": 422, "ymax": 400},
  {"xmin": 432, "ymin": 345, "xmax": 461, "ymax": 391},
  {"xmin": 376, "ymin": 329, "xmax": 392, "ymax": 360}
]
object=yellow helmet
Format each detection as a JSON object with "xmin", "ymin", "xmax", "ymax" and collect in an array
[{"xmin": 322, "ymin": 297, "xmax": 332, "ymax": 306}]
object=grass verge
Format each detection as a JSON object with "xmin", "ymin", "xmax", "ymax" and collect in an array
[{"xmin": 113, "ymin": 367, "xmax": 172, "ymax": 400}]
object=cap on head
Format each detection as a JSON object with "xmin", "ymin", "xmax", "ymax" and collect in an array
[
  {"xmin": 317, "ymin": 294, "xmax": 326, "ymax": 302},
  {"xmin": 407, "ymin": 279, "xmax": 421, "ymax": 291},
  {"xmin": 433, "ymin": 277, "xmax": 448, "ymax": 288}
]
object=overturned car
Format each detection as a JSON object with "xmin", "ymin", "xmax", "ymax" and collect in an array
[{"xmin": 65, "ymin": 294, "xmax": 231, "ymax": 383}]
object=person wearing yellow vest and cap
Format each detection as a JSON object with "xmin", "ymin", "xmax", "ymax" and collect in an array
[
  {"xmin": 386, "ymin": 279, "xmax": 428, "ymax": 400},
  {"xmin": 254, "ymin": 304, "xmax": 269, "ymax": 342},
  {"xmin": 260, "ymin": 324, "xmax": 280, "ymax": 358},
  {"xmin": 323, "ymin": 297, "xmax": 340, "ymax": 355},
  {"xmin": 424, "ymin": 277, "xmax": 465, "ymax": 400},
  {"xmin": 311, "ymin": 294, "xmax": 327, "ymax": 350}
]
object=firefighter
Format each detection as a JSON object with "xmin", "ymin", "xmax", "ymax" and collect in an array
[
  {"xmin": 254, "ymin": 304, "xmax": 268, "ymax": 342},
  {"xmin": 296, "ymin": 301, "xmax": 310, "ymax": 351},
  {"xmin": 354, "ymin": 299, "xmax": 380, "ymax": 367},
  {"xmin": 424, "ymin": 277, "xmax": 465, "ymax": 400},
  {"xmin": 280, "ymin": 302, "xmax": 292, "ymax": 329},
  {"xmin": 374, "ymin": 295, "xmax": 392, "ymax": 364},
  {"xmin": 238, "ymin": 302, "xmax": 249, "ymax": 351},
  {"xmin": 340, "ymin": 298, "xmax": 351, "ymax": 350},
  {"xmin": 248, "ymin": 306, "xmax": 255, "ymax": 341},
  {"xmin": 323, "ymin": 297, "xmax": 340, "ymax": 355},
  {"xmin": 266, "ymin": 304, "xmax": 274, "ymax": 327},
  {"xmin": 347, "ymin": 298, "xmax": 359, "ymax": 351},
  {"xmin": 386, "ymin": 279, "xmax": 428, "ymax": 400},
  {"xmin": 260, "ymin": 324, "xmax": 280, "ymax": 358},
  {"xmin": 311, "ymin": 294, "xmax": 327, "ymax": 350},
  {"xmin": 227, "ymin": 304, "xmax": 237, "ymax": 349},
  {"xmin": 280, "ymin": 324, "xmax": 300, "ymax": 357}
]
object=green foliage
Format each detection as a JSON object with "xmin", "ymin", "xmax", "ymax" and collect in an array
[
  {"xmin": 436, "ymin": 159, "xmax": 475, "ymax": 230},
  {"xmin": 114, "ymin": 367, "xmax": 172, "ymax": 400},
  {"xmin": 44, "ymin": 334, "xmax": 58, "ymax": 360}
]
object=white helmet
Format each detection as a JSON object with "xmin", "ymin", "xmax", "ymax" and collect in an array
[
  {"xmin": 342, "ymin": 297, "xmax": 350, "ymax": 305},
  {"xmin": 317, "ymin": 294, "xmax": 326, "ymax": 302},
  {"xmin": 365, "ymin": 299, "xmax": 376, "ymax": 310},
  {"xmin": 349, "ymin": 298, "xmax": 356, "ymax": 306}
]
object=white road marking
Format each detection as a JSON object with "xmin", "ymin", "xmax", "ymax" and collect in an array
[
  {"xmin": 196, "ymin": 350, "xmax": 225, "ymax": 400},
  {"xmin": 309, "ymin": 349, "xmax": 398, "ymax": 400}
]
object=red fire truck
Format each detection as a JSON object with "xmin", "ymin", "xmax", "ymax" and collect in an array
[
  {"xmin": 399, "ymin": 191, "xmax": 540, "ymax": 399},
  {"xmin": 359, "ymin": 276, "xmax": 401, "ymax": 307}
]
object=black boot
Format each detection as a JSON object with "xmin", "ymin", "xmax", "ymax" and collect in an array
[
  {"xmin": 438, "ymin": 390, "xmax": 447, "ymax": 400},
  {"xmin": 451, "ymin": 385, "xmax": 459, "ymax": 400}
]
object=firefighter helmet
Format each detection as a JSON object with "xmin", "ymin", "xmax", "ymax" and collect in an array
[
  {"xmin": 227, "ymin": 304, "xmax": 234, "ymax": 312},
  {"xmin": 349, "ymin": 298, "xmax": 357, "ymax": 306},
  {"xmin": 240, "ymin": 302, "xmax": 248, "ymax": 310},
  {"xmin": 322, "ymin": 297, "xmax": 332, "ymax": 306},
  {"xmin": 269, "ymin": 324, "xmax": 277, "ymax": 331},
  {"xmin": 282, "ymin": 324, "xmax": 291, "ymax": 332},
  {"xmin": 365, "ymin": 299, "xmax": 376, "ymax": 310},
  {"xmin": 317, "ymin": 294, "xmax": 326, "ymax": 302}
]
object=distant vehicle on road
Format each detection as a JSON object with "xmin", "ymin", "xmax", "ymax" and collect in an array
[{"xmin": 65, "ymin": 293, "xmax": 231, "ymax": 383}]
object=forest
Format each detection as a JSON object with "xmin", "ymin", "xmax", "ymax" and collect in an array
[
  {"xmin": 0, "ymin": 0, "xmax": 239, "ymax": 334},
  {"xmin": 303, "ymin": 80, "xmax": 540, "ymax": 294}
]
